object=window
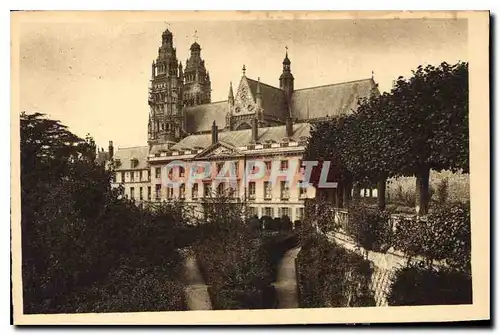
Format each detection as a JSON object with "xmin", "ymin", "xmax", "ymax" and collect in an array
[
  {"xmin": 141, "ymin": 170, "xmax": 145, "ymax": 181},
  {"xmin": 265, "ymin": 161, "xmax": 272, "ymax": 173},
  {"xmin": 264, "ymin": 181, "xmax": 272, "ymax": 200},
  {"xmin": 229, "ymin": 184, "xmax": 238, "ymax": 198},
  {"xmin": 248, "ymin": 207, "xmax": 257, "ymax": 217},
  {"xmin": 204, "ymin": 183, "xmax": 211, "ymax": 198},
  {"xmin": 263, "ymin": 207, "xmax": 273, "ymax": 217},
  {"xmin": 139, "ymin": 187, "xmax": 143, "ymax": 200},
  {"xmin": 217, "ymin": 183, "xmax": 225, "ymax": 196},
  {"xmin": 192, "ymin": 183, "xmax": 199, "ymax": 199},
  {"xmin": 216, "ymin": 162, "xmax": 224, "ymax": 174},
  {"xmin": 296, "ymin": 207, "xmax": 304, "ymax": 220},
  {"xmin": 179, "ymin": 184, "xmax": 186, "ymax": 199},
  {"xmin": 167, "ymin": 187, "xmax": 174, "ymax": 200},
  {"xmin": 147, "ymin": 186, "xmax": 151, "ymax": 201},
  {"xmin": 155, "ymin": 167, "xmax": 161, "ymax": 179},
  {"xmin": 179, "ymin": 166, "xmax": 185, "ymax": 177},
  {"xmin": 155, "ymin": 184, "xmax": 161, "ymax": 200},
  {"xmin": 263, "ymin": 143, "xmax": 271, "ymax": 149},
  {"xmin": 280, "ymin": 181, "xmax": 290, "ymax": 200},
  {"xmin": 248, "ymin": 182, "xmax": 256, "ymax": 200},
  {"xmin": 280, "ymin": 207, "xmax": 290, "ymax": 218},
  {"xmin": 148, "ymin": 169, "xmax": 151, "ymax": 181},
  {"xmin": 280, "ymin": 142, "xmax": 289, "ymax": 148},
  {"xmin": 299, "ymin": 182, "xmax": 308, "ymax": 199},
  {"xmin": 280, "ymin": 160, "xmax": 288, "ymax": 171},
  {"xmin": 130, "ymin": 187, "xmax": 135, "ymax": 200},
  {"xmin": 130, "ymin": 171, "xmax": 135, "ymax": 182},
  {"xmin": 121, "ymin": 172, "xmax": 125, "ymax": 183}
]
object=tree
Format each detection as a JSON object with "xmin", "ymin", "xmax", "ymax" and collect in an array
[
  {"xmin": 20, "ymin": 112, "xmax": 186, "ymax": 313},
  {"xmin": 388, "ymin": 62, "xmax": 469, "ymax": 215},
  {"xmin": 305, "ymin": 61, "xmax": 469, "ymax": 215}
]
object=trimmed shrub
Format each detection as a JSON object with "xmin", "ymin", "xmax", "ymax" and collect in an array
[
  {"xmin": 436, "ymin": 177, "xmax": 449, "ymax": 205},
  {"xmin": 346, "ymin": 204, "xmax": 392, "ymax": 253},
  {"xmin": 280, "ymin": 215, "xmax": 293, "ymax": 231},
  {"xmin": 297, "ymin": 233, "xmax": 375, "ymax": 308},
  {"xmin": 387, "ymin": 263, "xmax": 472, "ymax": 306},
  {"xmin": 261, "ymin": 216, "xmax": 274, "ymax": 230},
  {"xmin": 261, "ymin": 233, "xmax": 299, "ymax": 282},
  {"xmin": 274, "ymin": 218, "xmax": 283, "ymax": 231},
  {"xmin": 248, "ymin": 215, "xmax": 261, "ymax": 233}
]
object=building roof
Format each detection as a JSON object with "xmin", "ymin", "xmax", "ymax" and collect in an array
[
  {"xmin": 246, "ymin": 78, "xmax": 288, "ymax": 120},
  {"xmin": 291, "ymin": 78, "xmax": 377, "ymax": 121},
  {"xmin": 184, "ymin": 100, "xmax": 229, "ymax": 133},
  {"xmin": 113, "ymin": 146, "xmax": 149, "ymax": 170},
  {"xmin": 171, "ymin": 122, "xmax": 311, "ymax": 150}
]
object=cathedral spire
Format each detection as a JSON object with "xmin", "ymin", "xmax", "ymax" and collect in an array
[
  {"xmin": 279, "ymin": 46, "xmax": 294, "ymax": 113},
  {"xmin": 228, "ymin": 81, "xmax": 234, "ymax": 105}
]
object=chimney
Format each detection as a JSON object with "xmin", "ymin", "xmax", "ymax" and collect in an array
[
  {"xmin": 252, "ymin": 118, "xmax": 258, "ymax": 142},
  {"xmin": 211, "ymin": 121, "xmax": 218, "ymax": 144},
  {"xmin": 108, "ymin": 141, "xmax": 114, "ymax": 160},
  {"xmin": 286, "ymin": 117, "xmax": 293, "ymax": 138}
]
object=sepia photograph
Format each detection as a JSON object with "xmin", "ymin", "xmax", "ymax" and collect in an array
[{"xmin": 10, "ymin": 10, "xmax": 490, "ymax": 325}]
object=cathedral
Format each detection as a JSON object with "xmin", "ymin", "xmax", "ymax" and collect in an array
[{"xmin": 109, "ymin": 28, "xmax": 379, "ymax": 221}]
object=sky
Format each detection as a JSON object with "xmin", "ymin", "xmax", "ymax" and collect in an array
[{"xmin": 17, "ymin": 14, "xmax": 468, "ymax": 150}]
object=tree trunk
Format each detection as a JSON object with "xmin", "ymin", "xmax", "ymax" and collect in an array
[
  {"xmin": 369, "ymin": 188, "xmax": 373, "ymax": 197},
  {"xmin": 415, "ymin": 168, "xmax": 430, "ymax": 216},
  {"xmin": 343, "ymin": 182, "xmax": 352, "ymax": 208},
  {"xmin": 377, "ymin": 177, "xmax": 387, "ymax": 211},
  {"xmin": 335, "ymin": 184, "xmax": 344, "ymax": 208},
  {"xmin": 353, "ymin": 182, "xmax": 361, "ymax": 202}
]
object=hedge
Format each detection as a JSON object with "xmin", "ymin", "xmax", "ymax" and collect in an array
[
  {"xmin": 387, "ymin": 263, "xmax": 472, "ymax": 306},
  {"xmin": 392, "ymin": 202, "xmax": 471, "ymax": 273},
  {"xmin": 346, "ymin": 203, "xmax": 393, "ymax": 253},
  {"xmin": 297, "ymin": 233, "xmax": 375, "ymax": 308},
  {"xmin": 194, "ymin": 220, "xmax": 274, "ymax": 310}
]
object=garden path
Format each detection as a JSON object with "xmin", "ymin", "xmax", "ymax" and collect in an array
[
  {"xmin": 273, "ymin": 246, "xmax": 301, "ymax": 309},
  {"xmin": 183, "ymin": 251, "xmax": 213, "ymax": 310}
]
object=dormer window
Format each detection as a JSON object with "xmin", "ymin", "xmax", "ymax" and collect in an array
[
  {"xmin": 131, "ymin": 158, "xmax": 139, "ymax": 168},
  {"xmin": 114, "ymin": 159, "xmax": 122, "ymax": 167}
]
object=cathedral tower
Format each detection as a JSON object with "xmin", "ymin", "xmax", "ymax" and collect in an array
[
  {"xmin": 182, "ymin": 41, "xmax": 212, "ymax": 107},
  {"xmin": 148, "ymin": 29, "xmax": 185, "ymax": 147}
]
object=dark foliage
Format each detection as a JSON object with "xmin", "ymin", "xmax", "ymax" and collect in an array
[
  {"xmin": 20, "ymin": 112, "xmax": 185, "ymax": 314},
  {"xmin": 297, "ymin": 233, "xmax": 375, "ymax": 308},
  {"xmin": 193, "ymin": 197, "xmax": 273, "ymax": 310},
  {"xmin": 261, "ymin": 233, "xmax": 299, "ymax": 281},
  {"xmin": 387, "ymin": 263, "xmax": 472, "ymax": 306},
  {"xmin": 392, "ymin": 202, "xmax": 471, "ymax": 273},
  {"xmin": 346, "ymin": 203, "xmax": 393, "ymax": 253}
]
